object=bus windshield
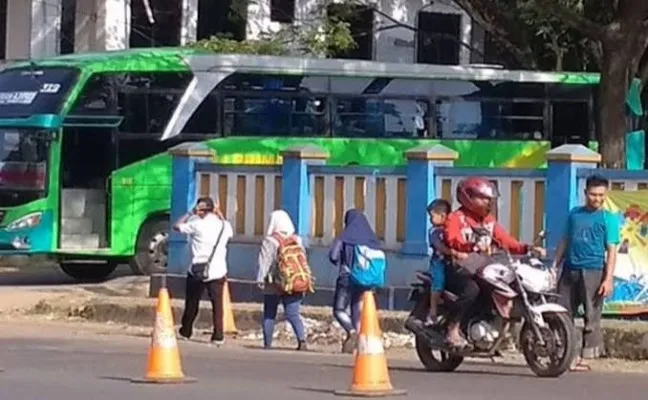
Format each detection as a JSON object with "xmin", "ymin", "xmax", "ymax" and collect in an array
[
  {"xmin": 0, "ymin": 67, "xmax": 78, "ymax": 118},
  {"xmin": 0, "ymin": 129, "xmax": 50, "ymax": 207}
]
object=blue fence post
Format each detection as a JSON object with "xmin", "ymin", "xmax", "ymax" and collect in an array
[
  {"xmin": 280, "ymin": 145, "xmax": 329, "ymax": 244},
  {"xmin": 401, "ymin": 144, "xmax": 458, "ymax": 256},
  {"xmin": 167, "ymin": 142, "xmax": 215, "ymax": 275},
  {"xmin": 545, "ymin": 144, "xmax": 601, "ymax": 254}
]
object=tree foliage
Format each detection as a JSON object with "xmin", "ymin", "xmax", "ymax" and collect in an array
[
  {"xmin": 457, "ymin": 0, "xmax": 648, "ymax": 168},
  {"xmin": 185, "ymin": 0, "xmax": 357, "ymax": 57}
]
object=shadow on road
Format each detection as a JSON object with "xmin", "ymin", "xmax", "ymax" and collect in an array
[
  {"xmin": 320, "ymin": 361, "xmax": 533, "ymax": 379},
  {"xmin": 0, "ymin": 264, "xmax": 133, "ymax": 287},
  {"xmin": 100, "ymin": 376, "xmax": 134, "ymax": 383},
  {"xmin": 291, "ymin": 386, "xmax": 336, "ymax": 395}
]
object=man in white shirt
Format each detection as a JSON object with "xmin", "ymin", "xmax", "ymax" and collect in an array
[{"xmin": 173, "ymin": 197, "xmax": 233, "ymax": 346}]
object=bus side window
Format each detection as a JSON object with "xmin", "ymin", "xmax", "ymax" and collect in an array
[
  {"xmin": 118, "ymin": 72, "xmax": 193, "ymax": 134},
  {"xmin": 551, "ymin": 102, "xmax": 589, "ymax": 146},
  {"xmin": 70, "ymin": 75, "xmax": 119, "ymax": 115},
  {"xmin": 436, "ymin": 99, "xmax": 545, "ymax": 140},
  {"xmin": 181, "ymin": 93, "xmax": 219, "ymax": 137},
  {"xmin": 222, "ymin": 94, "xmax": 327, "ymax": 137},
  {"xmin": 434, "ymin": 80, "xmax": 546, "ymax": 140},
  {"xmin": 332, "ymin": 97, "xmax": 428, "ymax": 138}
]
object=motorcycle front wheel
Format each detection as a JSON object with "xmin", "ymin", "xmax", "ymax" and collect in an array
[
  {"xmin": 415, "ymin": 336, "xmax": 464, "ymax": 372},
  {"xmin": 520, "ymin": 312, "xmax": 576, "ymax": 378}
]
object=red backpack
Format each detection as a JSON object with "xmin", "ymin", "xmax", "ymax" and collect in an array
[{"xmin": 271, "ymin": 233, "xmax": 314, "ymax": 294}]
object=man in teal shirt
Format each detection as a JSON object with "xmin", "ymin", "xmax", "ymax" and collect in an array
[{"xmin": 552, "ymin": 175, "xmax": 620, "ymax": 371}]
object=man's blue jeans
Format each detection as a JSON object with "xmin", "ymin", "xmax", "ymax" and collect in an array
[{"xmin": 262, "ymin": 293, "xmax": 306, "ymax": 348}]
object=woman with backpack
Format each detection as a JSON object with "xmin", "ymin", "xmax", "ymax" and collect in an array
[
  {"xmin": 329, "ymin": 208, "xmax": 382, "ymax": 354},
  {"xmin": 256, "ymin": 209, "xmax": 310, "ymax": 351}
]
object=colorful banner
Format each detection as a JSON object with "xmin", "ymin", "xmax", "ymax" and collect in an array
[{"xmin": 603, "ymin": 191, "xmax": 648, "ymax": 315}]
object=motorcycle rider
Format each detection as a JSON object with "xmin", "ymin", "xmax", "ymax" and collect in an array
[{"xmin": 443, "ymin": 177, "xmax": 546, "ymax": 348}]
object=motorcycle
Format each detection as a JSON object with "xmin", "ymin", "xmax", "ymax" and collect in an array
[{"xmin": 404, "ymin": 231, "xmax": 576, "ymax": 378}]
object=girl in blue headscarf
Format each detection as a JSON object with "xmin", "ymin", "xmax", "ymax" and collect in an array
[{"xmin": 328, "ymin": 208, "xmax": 381, "ymax": 353}]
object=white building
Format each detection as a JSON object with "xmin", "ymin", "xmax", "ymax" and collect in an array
[{"xmin": 0, "ymin": 0, "xmax": 488, "ymax": 65}]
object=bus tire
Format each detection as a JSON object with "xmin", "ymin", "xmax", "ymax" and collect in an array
[
  {"xmin": 59, "ymin": 262, "xmax": 117, "ymax": 283},
  {"xmin": 130, "ymin": 217, "xmax": 169, "ymax": 276}
]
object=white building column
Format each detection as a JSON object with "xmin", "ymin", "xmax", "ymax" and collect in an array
[
  {"xmin": 99, "ymin": 0, "xmax": 130, "ymax": 51},
  {"xmin": 6, "ymin": 0, "xmax": 62, "ymax": 60},
  {"xmin": 75, "ymin": 0, "xmax": 98, "ymax": 53},
  {"xmin": 181, "ymin": 0, "xmax": 198, "ymax": 45},
  {"xmin": 75, "ymin": 0, "xmax": 129, "ymax": 53},
  {"xmin": 246, "ymin": 0, "xmax": 283, "ymax": 40}
]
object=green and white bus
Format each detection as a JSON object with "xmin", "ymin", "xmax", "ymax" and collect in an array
[{"xmin": 0, "ymin": 48, "xmax": 642, "ymax": 281}]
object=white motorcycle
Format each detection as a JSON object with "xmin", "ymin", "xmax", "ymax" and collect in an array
[{"xmin": 404, "ymin": 231, "xmax": 576, "ymax": 378}]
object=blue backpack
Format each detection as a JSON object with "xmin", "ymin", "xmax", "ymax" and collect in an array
[{"xmin": 349, "ymin": 245, "xmax": 387, "ymax": 289}]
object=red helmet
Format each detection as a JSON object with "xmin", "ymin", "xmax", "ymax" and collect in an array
[{"xmin": 456, "ymin": 177, "xmax": 499, "ymax": 217}]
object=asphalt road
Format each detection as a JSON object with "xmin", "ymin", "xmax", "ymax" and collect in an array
[{"xmin": 0, "ymin": 322, "xmax": 647, "ymax": 400}]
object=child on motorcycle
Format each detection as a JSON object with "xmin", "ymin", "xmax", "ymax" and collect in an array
[
  {"xmin": 443, "ymin": 177, "xmax": 546, "ymax": 349},
  {"xmin": 425, "ymin": 199, "xmax": 468, "ymax": 326}
]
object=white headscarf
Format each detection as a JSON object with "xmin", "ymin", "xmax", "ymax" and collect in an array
[{"xmin": 266, "ymin": 209, "xmax": 295, "ymax": 236}]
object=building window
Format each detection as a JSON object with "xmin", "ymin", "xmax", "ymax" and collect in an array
[
  {"xmin": 417, "ymin": 12, "xmax": 461, "ymax": 65},
  {"xmin": 326, "ymin": 4, "xmax": 374, "ymax": 60},
  {"xmin": 60, "ymin": 0, "xmax": 76, "ymax": 55},
  {"xmin": 270, "ymin": 0, "xmax": 295, "ymax": 23},
  {"xmin": 0, "ymin": 0, "xmax": 6, "ymax": 59},
  {"xmin": 197, "ymin": 0, "xmax": 245, "ymax": 41},
  {"xmin": 130, "ymin": 0, "xmax": 182, "ymax": 47}
]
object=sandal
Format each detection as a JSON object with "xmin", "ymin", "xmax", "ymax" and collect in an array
[{"xmin": 569, "ymin": 361, "xmax": 592, "ymax": 372}]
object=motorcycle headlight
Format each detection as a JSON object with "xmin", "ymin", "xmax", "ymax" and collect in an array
[{"xmin": 6, "ymin": 212, "xmax": 42, "ymax": 231}]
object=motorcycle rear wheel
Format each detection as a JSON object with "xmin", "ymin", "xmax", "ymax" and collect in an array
[
  {"xmin": 415, "ymin": 336, "xmax": 464, "ymax": 372},
  {"xmin": 520, "ymin": 312, "xmax": 576, "ymax": 378}
]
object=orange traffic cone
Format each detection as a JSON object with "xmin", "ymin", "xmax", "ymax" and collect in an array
[
  {"xmin": 132, "ymin": 287, "xmax": 196, "ymax": 384},
  {"xmin": 335, "ymin": 291, "xmax": 406, "ymax": 397},
  {"xmin": 223, "ymin": 281, "xmax": 238, "ymax": 334}
]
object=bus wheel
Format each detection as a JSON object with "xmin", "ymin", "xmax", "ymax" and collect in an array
[
  {"xmin": 59, "ymin": 262, "xmax": 117, "ymax": 283},
  {"xmin": 130, "ymin": 218, "xmax": 169, "ymax": 276}
]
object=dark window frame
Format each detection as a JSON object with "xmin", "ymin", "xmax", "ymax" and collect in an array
[
  {"xmin": 177, "ymin": 74, "xmax": 599, "ymax": 143},
  {"xmin": 270, "ymin": 0, "xmax": 296, "ymax": 23}
]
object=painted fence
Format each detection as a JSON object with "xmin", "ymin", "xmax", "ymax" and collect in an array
[
  {"xmin": 187, "ymin": 154, "xmax": 548, "ymax": 251},
  {"xmin": 167, "ymin": 142, "xmax": 648, "ymax": 315},
  {"xmin": 168, "ymin": 142, "xmax": 605, "ymax": 254}
]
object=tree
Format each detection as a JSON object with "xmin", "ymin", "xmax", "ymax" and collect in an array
[
  {"xmin": 533, "ymin": 0, "xmax": 648, "ymax": 168},
  {"xmin": 457, "ymin": 0, "xmax": 648, "ymax": 168}
]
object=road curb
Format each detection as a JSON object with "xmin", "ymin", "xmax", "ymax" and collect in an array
[
  {"xmin": 26, "ymin": 296, "xmax": 648, "ymax": 360},
  {"xmin": 27, "ymin": 296, "xmax": 411, "ymax": 335}
]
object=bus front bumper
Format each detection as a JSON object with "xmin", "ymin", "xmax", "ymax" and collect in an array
[{"xmin": 0, "ymin": 210, "xmax": 53, "ymax": 255}]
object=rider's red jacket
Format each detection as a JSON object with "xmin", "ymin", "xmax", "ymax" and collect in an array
[{"xmin": 443, "ymin": 207, "xmax": 529, "ymax": 255}]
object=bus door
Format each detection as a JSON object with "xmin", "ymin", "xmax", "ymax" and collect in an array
[{"xmin": 58, "ymin": 116, "xmax": 121, "ymax": 250}]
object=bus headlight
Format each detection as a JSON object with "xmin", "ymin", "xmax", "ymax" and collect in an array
[{"xmin": 6, "ymin": 212, "xmax": 42, "ymax": 231}]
